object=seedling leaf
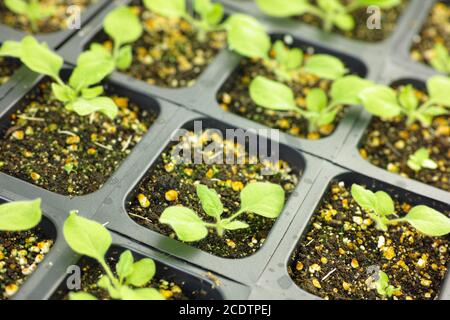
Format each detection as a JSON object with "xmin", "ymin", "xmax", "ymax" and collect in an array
[
  {"xmin": 160, "ymin": 207, "xmax": 208, "ymax": 242},
  {"xmin": 403, "ymin": 205, "xmax": 450, "ymax": 237},
  {"xmin": 239, "ymin": 182, "xmax": 285, "ymax": 218},
  {"xmin": 250, "ymin": 76, "xmax": 298, "ymax": 111},
  {"xmin": 0, "ymin": 199, "xmax": 42, "ymax": 231}
]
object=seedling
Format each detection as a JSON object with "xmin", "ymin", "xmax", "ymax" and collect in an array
[
  {"xmin": 429, "ymin": 44, "xmax": 450, "ymax": 74},
  {"xmin": 5, "ymin": 0, "xmax": 56, "ymax": 32},
  {"xmin": 64, "ymin": 212, "xmax": 165, "ymax": 300},
  {"xmin": 0, "ymin": 199, "xmax": 42, "ymax": 231},
  {"xmin": 0, "ymin": 36, "xmax": 118, "ymax": 119},
  {"xmin": 225, "ymin": 14, "xmax": 348, "ymax": 81},
  {"xmin": 255, "ymin": 0, "xmax": 401, "ymax": 32},
  {"xmin": 351, "ymin": 184, "xmax": 450, "ymax": 236},
  {"xmin": 359, "ymin": 76, "xmax": 450, "ymax": 127},
  {"xmin": 143, "ymin": 0, "xmax": 225, "ymax": 41},
  {"xmin": 376, "ymin": 271, "xmax": 400, "ymax": 298},
  {"xmin": 160, "ymin": 182, "xmax": 285, "ymax": 242},
  {"xmin": 86, "ymin": 6, "xmax": 143, "ymax": 71},
  {"xmin": 407, "ymin": 148, "xmax": 438, "ymax": 172},
  {"xmin": 249, "ymin": 75, "xmax": 373, "ymax": 132}
]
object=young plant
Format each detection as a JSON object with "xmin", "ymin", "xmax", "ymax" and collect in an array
[
  {"xmin": 429, "ymin": 44, "xmax": 450, "ymax": 74},
  {"xmin": 376, "ymin": 271, "xmax": 400, "ymax": 299},
  {"xmin": 254, "ymin": 0, "xmax": 401, "ymax": 32},
  {"xmin": 5, "ymin": 0, "xmax": 56, "ymax": 32},
  {"xmin": 359, "ymin": 76, "xmax": 450, "ymax": 127},
  {"xmin": 64, "ymin": 212, "xmax": 165, "ymax": 300},
  {"xmin": 0, "ymin": 199, "xmax": 42, "ymax": 232},
  {"xmin": 351, "ymin": 184, "xmax": 450, "ymax": 236},
  {"xmin": 85, "ymin": 6, "xmax": 143, "ymax": 71},
  {"xmin": 407, "ymin": 148, "xmax": 438, "ymax": 172},
  {"xmin": 159, "ymin": 182, "xmax": 285, "ymax": 242},
  {"xmin": 225, "ymin": 14, "xmax": 348, "ymax": 81},
  {"xmin": 143, "ymin": 0, "xmax": 225, "ymax": 41},
  {"xmin": 249, "ymin": 75, "xmax": 373, "ymax": 132},
  {"xmin": 0, "ymin": 36, "xmax": 118, "ymax": 119}
]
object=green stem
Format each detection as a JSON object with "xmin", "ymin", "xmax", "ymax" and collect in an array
[{"xmin": 100, "ymin": 259, "xmax": 120, "ymax": 288}]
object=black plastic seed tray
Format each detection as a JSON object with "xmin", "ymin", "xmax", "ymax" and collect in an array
[
  {"xmin": 90, "ymin": 106, "xmax": 325, "ymax": 286},
  {"xmin": 0, "ymin": 64, "xmax": 180, "ymax": 218},
  {"xmin": 0, "ymin": 0, "xmax": 109, "ymax": 49},
  {"xmin": 335, "ymin": 56, "xmax": 450, "ymax": 205},
  {"xmin": 0, "ymin": 64, "xmax": 27, "ymax": 101},
  {"xmin": 253, "ymin": 162, "xmax": 450, "ymax": 300}
]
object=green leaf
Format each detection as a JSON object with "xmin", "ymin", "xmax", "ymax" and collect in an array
[
  {"xmin": 159, "ymin": 207, "xmax": 208, "ymax": 242},
  {"xmin": 359, "ymin": 85, "xmax": 402, "ymax": 118},
  {"xmin": 0, "ymin": 40, "xmax": 23, "ymax": 58},
  {"xmin": 97, "ymin": 276, "xmax": 121, "ymax": 299},
  {"xmin": 20, "ymin": 36, "xmax": 63, "ymax": 81},
  {"xmin": 115, "ymin": 45, "xmax": 133, "ymax": 71},
  {"xmin": 51, "ymin": 83, "xmax": 76, "ymax": 103},
  {"xmin": 81, "ymin": 86, "xmax": 104, "ymax": 99},
  {"xmin": 239, "ymin": 182, "xmax": 285, "ymax": 219},
  {"xmin": 70, "ymin": 50, "xmax": 115, "ymax": 91},
  {"xmin": 407, "ymin": 148, "xmax": 437, "ymax": 171},
  {"xmin": 0, "ymin": 199, "xmax": 42, "ymax": 232},
  {"xmin": 249, "ymin": 76, "xmax": 298, "ymax": 111},
  {"xmin": 70, "ymin": 97, "xmax": 118, "ymax": 120},
  {"xmin": 427, "ymin": 76, "xmax": 450, "ymax": 106},
  {"xmin": 398, "ymin": 85, "xmax": 418, "ymax": 111},
  {"xmin": 333, "ymin": 13, "xmax": 355, "ymax": 31},
  {"xmin": 255, "ymin": 0, "xmax": 311, "ymax": 17},
  {"xmin": 222, "ymin": 220, "xmax": 249, "ymax": 230},
  {"xmin": 330, "ymin": 76, "xmax": 374, "ymax": 105},
  {"xmin": 273, "ymin": 40, "xmax": 303, "ymax": 70},
  {"xmin": 143, "ymin": 0, "xmax": 186, "ymax": 18},
  {"xmin": 69, "ymin": 292, "xmax": 98, "ymax": 300},
  {"xmin": 403, "ymin": 205, "xmax": 450, "ymax": 237},
  {"xmin": 116, "ymin": 250, "xmax": 134, "ymax": 282},
  {"xmin": 374, "ymin": 191, "xmax": 394, "ymax": 217},
  {"xmin": 196, "ymin": 185, "xmax": 223, "ymax": 220},
  {"xmin": 351, "ymin": 184, "xmax": 376, "ymax": 212},
  {"xmin": 5, "ymin": 0, "xmax": 28, "ymax": 14},
  {"xmin": 225, "ymin": 14, "xmax": 271, "ymax": 60},
  {"xmin": 318, "ymin": 0, "xmax": 345, "ymax": 11},
  {"xmin": 430, "ymin": 44, "xmax": 450, "ymax": 73},
  {"xmin": 63, "ymin": 211, "xmax": 112, "ymax": 262},
  {"xmin": 303, "ymin": 54, "xmax": 347, "ymax": 80},
  {"xmin": 195, "ymin": 0, "xmax": 224, "ymax": 26},
  {"xmin": 355, "ymin": 0, "xmax": 402, "ymax": 9},
  {"xmin": 316, "ymin": 108, "xmax": 339, "ymax": 126},
  {"xmin": 306, "ymin": 88, "xmax": 328, "ymax": 112},
  {"xmin": 126, "ymin": 258, "xmax": 156, "ymax": 287},
  {"xmin": 120, "ymin": 287, "xmax": 165, "ymax": 300},
  {"xmin": 104, "ymin": 6, "xmax": 143, "ymax": 47}
]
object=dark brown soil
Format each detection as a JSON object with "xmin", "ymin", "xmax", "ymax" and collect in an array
[
  {"xmin": 0, "ymin": 228, "xmax": 53, "ymax": 300},
  {"xmin": 52, "ymin": 248, "xmax": 190, "ymax": 300},
  {"xmin": 92, "ymin": 0, "xmax": 226, "ymax": 88},
  {"xmin": 297, "ymin": 0, "xmax": 409, "ymax": 42},
  {"xmin": 127, "ymin": 130, "xmax": 300, "ymax": 258},
  {"xmin": 289, "ymin": 181, "xmax": 450, "ymax": 300},
  {"xmin": 0, "ymin": 0, "xmax": 92, "ymax": 33},
  {"xmin": 0, "ymin": 79, "xmax": 156, "ymax": 196},
  {"xmin": 359, "ymin": 86, "xmax": 449, "ymax": 192},
  {"xmin": 0, "ymin": 57, "xmax": 21, "ymax": 85},
  {"xmin": 410, "ymin": 2, "xmax": 450, "ymax": 70},
  {"xmin": 218, "ymin": 44, "xmax": 353, "ymax": 140}
]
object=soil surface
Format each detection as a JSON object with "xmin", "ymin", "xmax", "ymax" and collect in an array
[
  {"xmin": 0, "ymin": 57, "xmax": 21, "ymax": 85},
  {"xmin": 410, "ymin": 2, "xmax": 450, "ymax": 71},
  {"xmin": 0, "ymin": 79, "xmax": 156, "ymax": 196},
  {"xmin": 289, "ymin": 181, "xmax": 450, "ymax": 300},
  {"xmin": 127, "ymin": 130, "xmax": 300, "ymax": 258},
  {"xmin": 218, "ymin": 43, "xmax": 353, "ymax": 140},
  {"xmin": 0, "ymin": 228, "xmax": 53, "ymax": 300},
  {"xmin": 296, "ymin": 0, "xmax": 409, "ymax": 42},
  {"xmin": 92, "ymin": 0, "xmax": 226, "ymax": 88},
  {"xmin": 359, "ymin": 86, "xmax": 449, "ymax": 191},
  {"xmin": 52, "ymin": 248, "xmax": 191, "ymax": 300},
  {"xmin": 0, "ymin": 0, "xmax": 93, "ymax": 33}
]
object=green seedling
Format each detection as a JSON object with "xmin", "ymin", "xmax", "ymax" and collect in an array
[
  {"xmin": 255, "ymin": 0, "xmax": 401, "ymax": 32},
  {"xmin": 160, "ymin": 182, "xmax": 285, "ymax": 242},
  {"xmin": 64, "ymin": 212, "xmax": 165, "ymax": 300},
  {"xmin": 249, "ymin": 75, "xmax": 373, "ymax": 132},
  {"xmin": 85, "ymin": 6, "xmax": 143, "ymax": 71},
  {"xmin": 359, "ymin": 76, "xmax": 450, "ymax": 126},
  {"xmin": 351, "ymin": 184, "xmax": 450, "ymax": 236},
  {"xmin": 0, "ymin": 36, "xmax": 118, "ymax": 119},
  {"xmin": 376, "ymin": 271, "xmax": 400, "ymax": 298},
  {"xmin": 5, "ymin": 0, "xmax": 56, "ymax": 32},
  {"xmin": 143, "ymin": 0, "xmax": 225, "ymax": 41},
  {"xmin": 407, "ymin": 148, "xmax": 438, "ymax": 172},
  {"xmin": 225, "ymin": 14, "xmax": 348, "ymax": 81},
  {"xmin": 429, "ymin": 44, "xmax": 450, "ymax": 74},
  {"xmin": 0, "ymin": 199, "xmax": 42, "ymax": 231}
]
